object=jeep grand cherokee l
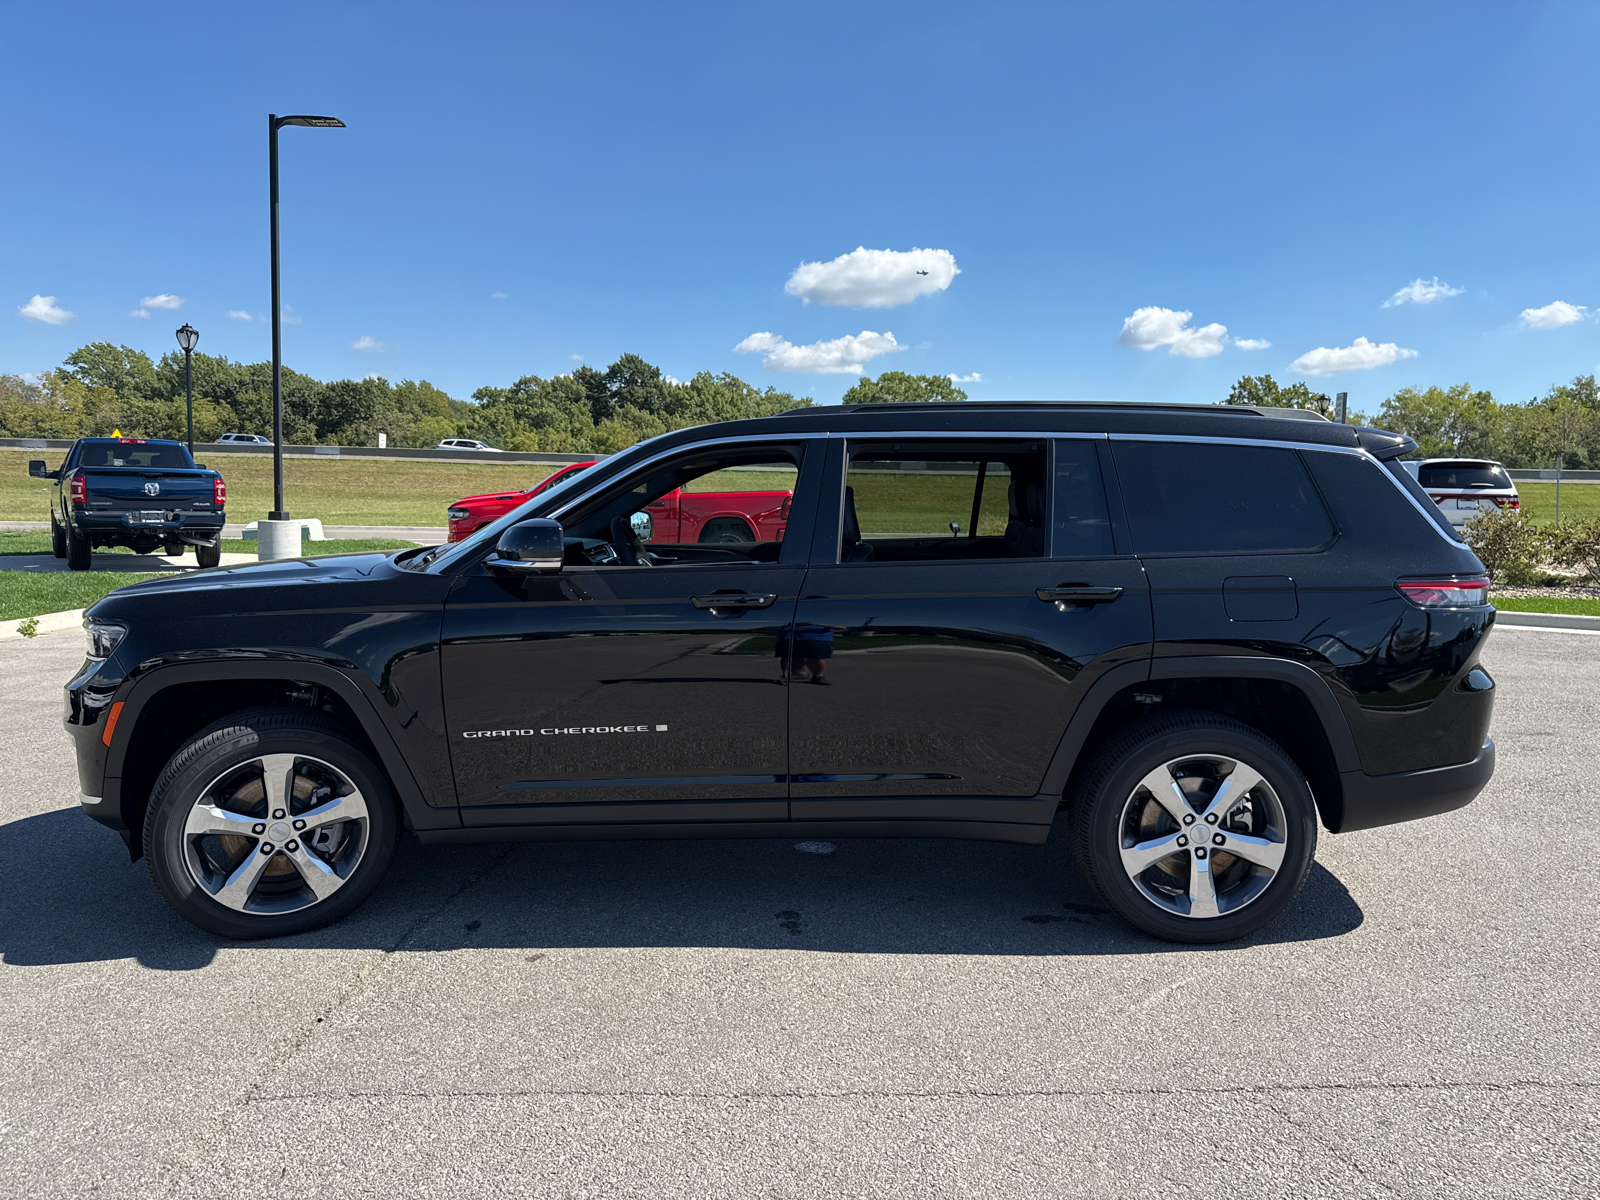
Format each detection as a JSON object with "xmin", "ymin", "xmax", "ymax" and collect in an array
[{"xmin": 66, "ymin": 401, "xmax": 1496, "ymax": 944}]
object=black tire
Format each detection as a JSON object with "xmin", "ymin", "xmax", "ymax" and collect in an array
[
  {"xmin": 699, "ymin": 518, "xmax": 754, "ymax": 544},
  {"xmin": 51, "ymin": 520, "xmax": 67, "ymax": 559},
  {"xmin": 163, "ymin": 538, "xmax": 185, "ymax": 557},
  {"xmin": 143, "ymin": 707, "xmax": 399, "ymax": 939},
  {"xmin": 1068, "ymin": 711, "xmax": 1318, "ymax": 944},
  {"xmin": 66, "ymin": 520, "xmax": 91, "ymax": 571},
  {"xmin": 194, "ymin": 540, "xmax": 222, "ymax": 568}
]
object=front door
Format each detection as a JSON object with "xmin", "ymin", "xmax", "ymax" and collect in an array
[
  {"xmin": 787, "ymin": 437, "xmax": 1153, "ymax": 824},
  {"xmin": 441, "ymin": 439, "xmax": 818, "ymax": 827}
]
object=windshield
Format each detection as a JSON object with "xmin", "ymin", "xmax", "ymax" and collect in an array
[
  {"xmin": 1417, "ymin": 463, "xmax": 1513, "ymax": 489},
  {"xmin": 407, "ymin": 460, "xmax": 605, "ymax": 571}
]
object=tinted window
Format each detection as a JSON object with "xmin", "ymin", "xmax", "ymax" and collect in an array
[
  {"xmin": 1052, "ymin": 439, "xmax": 1114, "ymax": 557},
  {"xmin": 844, "ymin": 441, "xmax": 1048, "ymax": 561},
  {"xmin": 1112, "ymin": 441, "xmax": 1334, "ymax": 554},
  {"xmin": 76, "ymin": 442, "xmax": 195, "ymax": 470},
  {"xmin": 1417, "ymin": 463, "xmax": 1512, "ymax": 489}
]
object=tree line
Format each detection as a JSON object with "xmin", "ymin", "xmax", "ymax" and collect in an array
[
  {"xmin": 5, "ymin": 341, "xmax": 1594, "ymax": 467},
  {"xmin": 0, "ymin": 345, "xmax": 974, "ymax": 452}
]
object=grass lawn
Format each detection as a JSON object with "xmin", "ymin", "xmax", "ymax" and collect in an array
[
  {"xmin": 1493, "ymin": 596, "xmax": 1600, "ymax": 617},
  {"xmin": 0, "ymin": 530, "xmax": 416, "ymax": 556},
  {"xmin": 0, "ymin": 448, "xmax": 558, "ymax": 527},
  {"xmin": 1516, "ymin": 482, "xmax": 1600, "ymax": 525}
]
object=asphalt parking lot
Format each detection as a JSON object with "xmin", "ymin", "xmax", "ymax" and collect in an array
[{"xmin": 1, "ymin": 626, "xmax": 1595, "ymax": 1199}]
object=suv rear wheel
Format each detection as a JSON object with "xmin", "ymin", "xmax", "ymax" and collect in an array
[
  {"xmin": 143, "ymin": 708, "xmax": 398, "ymax": 938},
  {"xmin": 1069, "ymin": 712, "xmax": 1317, "ymax": 943}
]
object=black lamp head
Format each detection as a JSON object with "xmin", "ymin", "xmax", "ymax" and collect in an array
[
  {"xmin": 175, "ymin": 324, "xmax": 199, "ymax": 353},
  {"xmin": 276, "ymin": 115, "xmax": 346, "ymax": 129}
]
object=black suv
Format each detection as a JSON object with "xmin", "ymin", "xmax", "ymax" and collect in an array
[{"xmin": 66, "ymin": 402, "xmax": 1497, "ymax": 943}]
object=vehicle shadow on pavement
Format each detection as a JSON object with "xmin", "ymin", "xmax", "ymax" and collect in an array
[{"xmin": 0, "ymin": 809, "xmax": 1363, "ymax": 971}]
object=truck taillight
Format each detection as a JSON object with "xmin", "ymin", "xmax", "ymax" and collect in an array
[
  {"xmin": 1397, "ymin": 577, "xmax": 1489, "ymax": 608},
  {"xmin": 213, "ymin": 477, "xmax": 226, "ymax": 505},
  {"xmin": 69, "ymin": 474, "xmax": 87, "ymax": 505}
]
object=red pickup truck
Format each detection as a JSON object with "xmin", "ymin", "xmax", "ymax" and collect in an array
[{"xmin": 446, "ymin": 461, "xmax": 792, "ymax": 544}]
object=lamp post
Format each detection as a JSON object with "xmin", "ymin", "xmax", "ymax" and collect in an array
[
  {"xmin": 267, "ymin": 112, "xmax": 345, "ymax": 522},
  {"xmin": 175, "ymin": 324, "xmax": 199, "ymax": 451}
]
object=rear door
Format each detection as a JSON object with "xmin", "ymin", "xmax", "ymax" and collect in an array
[{"xmin": 787, "ymin": 436, "xmax": 1152, "ymax": 824}]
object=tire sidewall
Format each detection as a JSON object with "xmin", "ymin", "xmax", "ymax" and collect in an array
[
  {"xmin": 146, "ymin": 717, "xmax": 398, "ymax": 939},
  {"xmin": 1078, "ymin": 722, "xmax": 1318, "ymax": 944}
]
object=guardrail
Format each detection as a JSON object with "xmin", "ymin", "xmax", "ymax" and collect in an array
[
  {"xmin": 1507, "ymin": 469, "xmax": 1600, "ymax": 483},
  {"xmin": 1, "ymin": 438, "xmax": 597, "ymax": 466}
]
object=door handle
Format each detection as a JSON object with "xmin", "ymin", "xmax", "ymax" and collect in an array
[
  {"xmin": 1036, "ymin": 586, "xmax": 1123, "ymax": 608},
  {"xmin": 692, "ymin": 592, "xmax": 778, "ymax": 611}
]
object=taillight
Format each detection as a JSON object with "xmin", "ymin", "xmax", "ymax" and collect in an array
[
  {"xmin": 213, "ymin": 477, "xmax": 226, "ymax": 505},
  {"xmin": 1497, "ymin": 497, "xmax": 1520, "ymax": 509},
  {"xmin": 1397, "ymin": 577, "xmax": 1489, "ymax": 608},
  {"xmin": 69, "ymin": 474, "xmax": 87, "ymax": 505}
]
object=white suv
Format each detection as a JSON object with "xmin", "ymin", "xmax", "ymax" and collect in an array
[
  {"xmin": 217, "ymin": 432, "xmax": 272, "ymax": 445},
  {"xmin": 436, "ymin": 438, "xmax": 501, "ymax": 452},
  {"xmin": 1402, "ymin": 458, "xmax": 1520, "ymax": 528}
]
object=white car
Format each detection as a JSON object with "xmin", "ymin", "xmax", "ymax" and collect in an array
[
  {"xmin": 436, "ymin": 438, "xmax": 501, "ymax": 452},
  {"xmin": 217, "ymin": 432, "xmax": 273, "ymax": 445},
  {"xmin": 1402, "ymin": 458, "xmax": 1520, "ymax": 528}
]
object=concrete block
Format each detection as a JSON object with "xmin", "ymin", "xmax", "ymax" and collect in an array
[
  {"xmin": 240, "ymin": 518, "xmax": 326, "ymax": 542},
  {"xmin": 257, "ymin": 518, "xmax": 307, "ymax": 561}
]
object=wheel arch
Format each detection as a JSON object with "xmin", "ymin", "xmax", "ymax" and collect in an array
[
  {"xmin": 1042, "ymin": 656, "xmax": 1359, "ymax": 832},
  {"xmin": 105, "ymin": 662, "xmax": 452, "ymax": 860}
]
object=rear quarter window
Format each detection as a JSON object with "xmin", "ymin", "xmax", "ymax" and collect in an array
[{"xmin": 1111, "ymin": 440, "xmax": 1334, "ymax": 554}]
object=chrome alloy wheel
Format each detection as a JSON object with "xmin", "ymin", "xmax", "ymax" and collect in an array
[
  {"xmin": 1117, "ymin": 753, "xmax": 1288, "ymax": 920},
  {"xmin": 181, "ymin": 753, "xmax": 371, "ymax": 916}
]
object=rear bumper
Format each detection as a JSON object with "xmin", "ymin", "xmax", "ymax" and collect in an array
[
  {"xmin": 1334, "ymin": 738, "xmax": 1495, "ymax": 833},
  {"xmin": 77, "ymin": 512, "xmax": 224, "ymax": 541}
]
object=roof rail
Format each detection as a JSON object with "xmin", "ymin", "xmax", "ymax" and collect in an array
[{"xmin": 769, "ymin": 400, "xmax": 1330, "ymax": 420}]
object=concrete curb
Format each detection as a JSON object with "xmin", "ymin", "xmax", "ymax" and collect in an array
[
  {"xmin": 0, "ymin": 608, "xmax": 85, "ymax": 641},
  {"xmin": 1493, "ymin": 609, "xmax": 1600, "ymax": 632}
]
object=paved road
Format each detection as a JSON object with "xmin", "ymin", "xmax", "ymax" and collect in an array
[{"xmin": 1, "ymin": 627, "xmax": 1595, "ymax": 1198}]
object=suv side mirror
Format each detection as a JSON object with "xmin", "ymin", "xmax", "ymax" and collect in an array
[
  {"xmin": 629, "ymin": 510, "xmax": 654, "ymax": 543},
  {"xmin": 489, "ymin": 518, "xmax": 564, "ymax": 574},
  {"xmin": 28, "ymin": 460, "xmax": 58, "ymax": 480}
]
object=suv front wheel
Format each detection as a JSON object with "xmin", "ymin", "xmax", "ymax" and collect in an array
[
  {"xmin": 144, "ymin": 708, "xmax": 398, "ymax": 938},
  {"xmin": 1069, "ymin": 712, "xmax": 1318, "ymax": 944}
]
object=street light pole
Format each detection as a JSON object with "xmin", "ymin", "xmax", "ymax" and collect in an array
[
  {"xmin": 267, "ymin": 112, "xmax": 345, "ymax": 522},
  {"xmin": 175, "ymin": 324, "xmax": 199, "ymax": 452}
]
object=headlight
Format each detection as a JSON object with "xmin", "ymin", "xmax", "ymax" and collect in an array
[
  {"xmin": 447, "ymin": 508, "xmax": 471, "ymax": 521},
  {"xmin": 84, "ymin": 619, "xmax": 127, "ymax": 660}
]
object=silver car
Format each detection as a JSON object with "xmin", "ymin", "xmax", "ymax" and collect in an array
[{"xmin": 1402, "ymin": 458, "xmax": 1520, "ymax": 528}]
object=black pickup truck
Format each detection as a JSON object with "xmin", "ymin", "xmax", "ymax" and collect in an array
[{"xmin": 29, "ymin": 437, "xmax": 226, "ymax": 570}]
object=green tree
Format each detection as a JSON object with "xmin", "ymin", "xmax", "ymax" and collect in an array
[
  {"xmin": 1224, "ymin": 374, "xmax": 1330, "ymax": 414},
  {"xmin": 63, "ymin": 343, "xmax": 160, "ymax": 403},
  {"xmin": 1374, "ymin": 383, "xmax": 1499, "ymax": 459},
  {"xmin": 839, "ymin": 371, "xmax": 967, "ymax": 404}
]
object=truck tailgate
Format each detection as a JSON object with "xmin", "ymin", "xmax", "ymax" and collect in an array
[{"xmin": 80, "ymin": 468, "xmax": 216, "ymax": 510}]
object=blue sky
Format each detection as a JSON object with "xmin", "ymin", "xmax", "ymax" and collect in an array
[{"xmin": 4, "ymin": 2, "xmax": 1598, "ymax": 409}]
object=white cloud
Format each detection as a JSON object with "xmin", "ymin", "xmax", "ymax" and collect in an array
[
  {"xmin": 129, "ymin": 308, "xmax": 150, "ymax": 319},
  {"xmin": 351, "ymin": 336, "xmax": 385, "ymax": 351},
  {"xmin": 570, "ymin": 353, "xmax": 584, "ymax": 362},
  {"xmin": 491, "ymin": 292, "xmax": 508, "ymax": 299},
  {"xmin": 948, "ymin": 372, "xmax": 983, "ymax": 383},
  {"xmin": 1233, "ymin": 337, "xmax": 1271, "ymax": 351},
  {"xmin": 281, "ymin": 305, "xmax": 302, "ymax": 325},
  {"xmin": 17, "ymin": 294, "xmax": 74, "ymax": 325},
  {"xmin": 227, "ymin": 310, "xmax": 253, "ymax": 321},
  {"xmin": 1290, "ymin": 336, "xmax": 1418, "ymax": 376},
  {"xmin": 1118, "ymin": 306, "xmax": 1227, "ymax": 358},
  {"xmin": 1382, "ymin": 277, "xmax": 1463, "ymax": 307},
  {"xmin": 784, "ymin": 247, "xmax": 959, "ymax": 308},
  {"xmin": 1520, "ymin": 300, "xmax": 1586, "ymax": 329},
  {"xmin": 734, "ymin": 329, "xmax": 904, "ymax": 374},
  {"xmin": 20, "ymin": 372, "xmax": 44, "ymax": 385},
  {"xmin": 141, "ymin": 294, "xmax": 183, "ymax": 310}
]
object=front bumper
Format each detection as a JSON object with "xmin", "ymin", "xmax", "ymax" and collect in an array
[{"xmin": 1334, "ymin": 738, "xmax": 1495, "ymax": 833}]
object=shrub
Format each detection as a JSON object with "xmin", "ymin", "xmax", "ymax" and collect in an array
[
  {"xmin": 1543, "ymin": 518, "xmax": 1600, "ymax": 581},
  {"xmin": 1461, "ymin": 508, "xmax": 1544, "ymax": 581}
]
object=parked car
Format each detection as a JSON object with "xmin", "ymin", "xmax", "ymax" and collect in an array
[
  {"xmin": 69, "ymin": 402, "xmax": 1496, "ymax": 945},
  {"xmin": 437, "ymin": 438, "xmax": 501, "ymax": 452},
  {"xmin": 447, "ymin": 461, "xmax": 596, "ymax": 541},
  {"xmin": 30, "ymin": 436, "xmax": 226, "ymax": 569},
  {"xmin": 1402, "ymin": 458, "xmax": 1520, "ymax": 528},
  {"xmin": 217, "ymin": 433, "xmax": 273, "ymax": 446},
  {"xmin": 446, "ymin": 460, "xmax": 794, "ymax": 544}
]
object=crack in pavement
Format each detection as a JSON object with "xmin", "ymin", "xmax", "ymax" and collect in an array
[
  {"xmin": 145, "ymin": 844, "xmax": 520, "ymax": 1200},
  {"xmin": 245, "ymin": 1078, "xmax": 1600, "ymax": 1105}
]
